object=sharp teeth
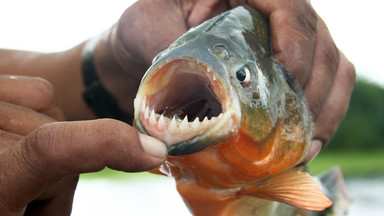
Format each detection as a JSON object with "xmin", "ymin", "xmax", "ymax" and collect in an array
[
  {"xmin": 141, "ymin": 96, "xmax": 147, "ymax": 111},
  {"xmin": 170, "ymin": 116, "xmax": 178, "ymax": 131},
  {"xmin": 180, "ymin": 116, "xmax": 189, "ymax": 131},
  {"xmin": 144, "ymin": 106, "xmax": 150, "ymax": 119},
  {"xmin": 217, "ymin": 113, "xmax": 223, "ymax": 119},
  {"xmin": 191, "ymin": 117, "xmax": 200, "ymax": 130},
  {"xmin": 158, "ymin": 114, "xmax": 166, "ymax": 129},
  {"xmin": 202, "ymin": 116, "xmax": 210, "ymax": 126},
  {"xmin": 149, "ymin": 109, "xmax": 157, "ymax": 125},
  {"xmin": 207, "ymin": 68, "xmax": 211, "ymax": 73}
]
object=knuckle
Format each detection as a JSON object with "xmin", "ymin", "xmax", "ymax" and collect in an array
[
  {"xmin": 23, "ymin": 124, "xmax": 62, "ymax": 176},
  {"xmin": 308, "ymin": 98, "xmax": 323, "ymax": 120},
  {"xmin": 30, "ymin": 78, "xmax": 58, "ymax": 111},
  {"xmin": 23, "ymin": 127, "xmax": 51, "ymax": 169},
  {"xmin": 296, "ymin": 4, "xmax": 318, "ymax": 36},
  {"xmin": 320, "ymin": 42, "xmax": 340, "ymax": 77},
  {"xmin": 341, "ymin": 59, "xmax": 357, "ymax": 87},
  {"xmin": 29, "ymin": 78, "xmax": 64, "ymax": 120},
  {"xmin": 0, "ymin": 76, "xmax": 61, "ymax": 119},
  {"xmin": 313, "ymin": 117, "xmax": 335, "ymax": 147}
]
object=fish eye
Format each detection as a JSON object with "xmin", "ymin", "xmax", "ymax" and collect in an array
[{"xmin": 236, "ymin": 66, "xmax": 251, "ymax": 87}]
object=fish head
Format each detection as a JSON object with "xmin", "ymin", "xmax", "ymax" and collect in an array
[
  {"xmin": 133, "ymin": 41, "xmax": 244, "ymax": 155},
  {"xmin": 134, "ymin": 6, "xmax": 313, "ymax": 159}
]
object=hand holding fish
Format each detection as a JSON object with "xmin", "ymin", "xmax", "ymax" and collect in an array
[
  {"xmin": 88, "ymin": 0, "xmax": 230, "ymax": 118},
  {"xmin": 91, "ymin": 0, "xmax": 355, "ymax": 162},
  {"xmin": 0, "ymin": 0, "xmax": 355, "ymax": 215},
  {"xmin": 229, "ymin": 0, "xmax": 356, "ymax": 161},
  {"xmin": 0, "ymin": 76, "xmax": 167, "ymax": 215}
]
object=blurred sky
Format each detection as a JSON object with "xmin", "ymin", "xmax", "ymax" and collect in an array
[{"xmin": 0, "ymin": 0, "xmax": 383, "ymax": 86}]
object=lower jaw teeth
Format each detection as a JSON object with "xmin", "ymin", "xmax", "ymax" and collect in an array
[
  {"xmin": 142, "ymin": 103, "xmax": 223, "ymax": 135},
  {"xmin": 136, "ymin": 95, "xmax": 227, "ymax": 144}
]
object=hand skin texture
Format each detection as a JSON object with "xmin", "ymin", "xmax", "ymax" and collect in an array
[
  {"xmin": 0, "ymin": 76, "xmax": 167, "ymax": 215},
  {"xmin": 0, "ymin": 0, "xmax": 355, "ymax": 215},
  {"xmin": 230, "ymin": 0, "xmax": 356, "ymax": 162}
]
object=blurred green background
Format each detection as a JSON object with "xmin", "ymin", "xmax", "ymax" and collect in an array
[
  {"xmin": 309, "ymin": 78, "xmax": 384, "ymax": 177},
  {"xmin": 82, "ymin": 78, "xmax": 384, "ymax": 180}
]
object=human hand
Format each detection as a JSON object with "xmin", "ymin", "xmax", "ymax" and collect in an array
[
  {"xmin": 229, "ymin": 0, "xmax": 356, "ymax": 163},
  {"xmin": 0, "ymin": 75, "xmax": 167, "ymax": 215},
  {"xmin": 90, "ymin": 0, "xmax": 230, "ymax": 116},
  {"xmin": 89, "ymin": 0, "xmax": 355, "ymax": 163}
]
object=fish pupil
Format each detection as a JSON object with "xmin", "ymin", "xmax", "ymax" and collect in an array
[{"xmin": 236, "ymin": 69, "xmax": 247, "ymax": 82}]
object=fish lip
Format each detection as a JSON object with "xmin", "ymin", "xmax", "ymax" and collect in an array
[{"xmin": 134, "ymin": 57, "xmax": 241, "ymax": 156}]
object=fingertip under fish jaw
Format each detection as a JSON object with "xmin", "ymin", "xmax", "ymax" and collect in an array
[{"xmin": 138, "ymin": 133, "xmax": 168, "ymax": 160}]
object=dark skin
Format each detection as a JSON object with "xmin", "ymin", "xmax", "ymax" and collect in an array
[
  {"xmin": 0, "ymin": 76, "xmax": 167, "ymax": 215},
  {"xmin": 0, "ymin": 0, "xmax": 355, "ymax": 215}
]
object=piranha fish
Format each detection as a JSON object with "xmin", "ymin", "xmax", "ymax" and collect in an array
[{"xmin": 134, "ymin": 6, "xmax": 347, "ymax": 216}]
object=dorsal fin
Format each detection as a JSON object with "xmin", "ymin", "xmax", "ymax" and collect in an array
[{"xmin": 241, "ymin": 168, "xmax": 333, "ymax": 211}]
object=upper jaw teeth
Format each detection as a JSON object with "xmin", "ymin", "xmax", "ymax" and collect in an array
[{"xmin": 134, "ymin": 96, "xmax": 225, "ymax": 145}]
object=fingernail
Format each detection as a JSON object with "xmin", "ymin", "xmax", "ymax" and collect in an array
[
  {"xmin": 305, "ymin": 140, "xmax": 323, "ymax": 163},
  {"xmin": 139, "ymin": 133, "xmax": 167, "ymax": 159}
]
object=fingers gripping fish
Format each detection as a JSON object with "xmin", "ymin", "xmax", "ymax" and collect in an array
[{"xmin": 134, "ymin": 6, "xmax": 333, "ymax": 215}]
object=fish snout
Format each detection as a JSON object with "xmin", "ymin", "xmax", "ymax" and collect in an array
[{"xmin": 134, "ymin": 58, "xmax": 240, "ymax": 155}]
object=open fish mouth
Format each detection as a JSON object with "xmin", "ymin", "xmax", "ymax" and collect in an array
[{"xmin": 134, "ymin": 58, "xmax": 240, "ymax": 155}]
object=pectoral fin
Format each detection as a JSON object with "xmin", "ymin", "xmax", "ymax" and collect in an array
[{"xmin": 241, "ymin": 168, "xmax": 333, "ymax": 211}]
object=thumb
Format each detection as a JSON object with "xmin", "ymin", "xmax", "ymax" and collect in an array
[{"xmin": 0, "ymin": 119, "xmax": 167, "ymax": 214}]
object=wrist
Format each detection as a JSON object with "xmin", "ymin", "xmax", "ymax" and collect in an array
[
  {"xmin": 82, "ymin": 27, "xmax": 146, "ymax": 123},
  {"xmin": 81, "ymin": 35, "xmax": 133, "ymax": 124}
]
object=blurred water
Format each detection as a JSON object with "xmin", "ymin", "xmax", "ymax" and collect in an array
[
  {"xmin": 345, "ymin": 176, "xmax": 384, "ymax": 216},
  {"xmin": 72, "ymin": 176, "xmax": 190, "ymax": 216},
  {"xmin": 72, "ymin": 175, "xmax": 384, "ymax": 216}
]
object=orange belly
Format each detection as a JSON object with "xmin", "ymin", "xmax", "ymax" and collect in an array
[{"xmin": 160, "ymin": 124, "xmax": 309, "ymax": 215}]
